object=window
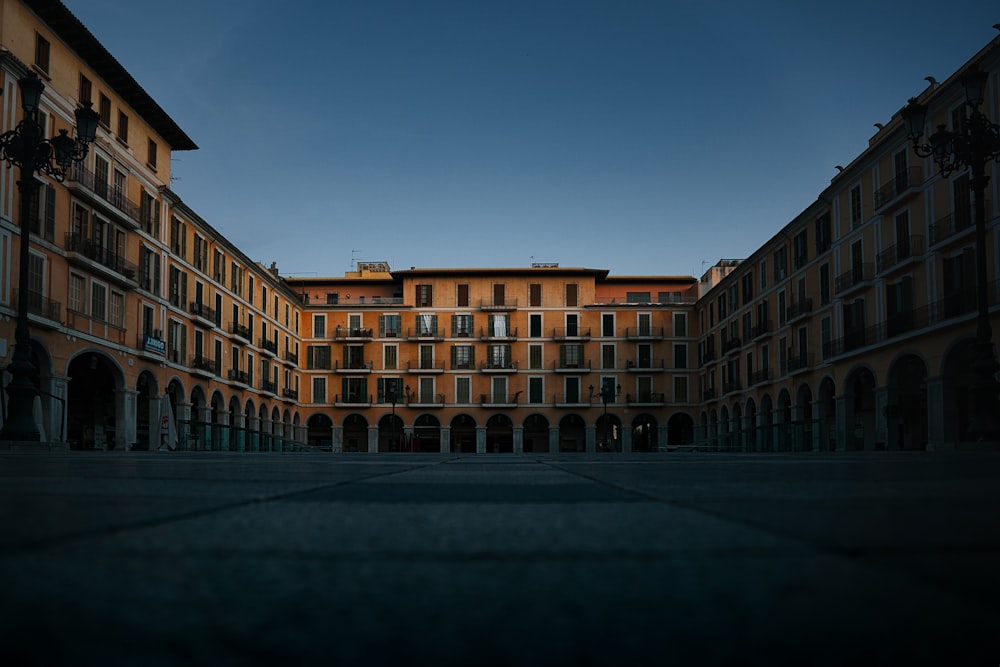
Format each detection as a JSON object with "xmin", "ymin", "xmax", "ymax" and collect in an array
[
  {"xmin": 773, "ymin": 246, "xmax": 788, "ymax": 282},
  {"xmin": 456, "ymin": 377, "xmax": 471, "ymax": 404},
  {"xmin": 170, "ymin": 217, "xmax": 186, "ymax": 258},
  {"xmin": 381, "ymin": 314, "xmax": 402, "ymax": 337},
  {"xmin": 565, "ymin": 377, "xmax": 581, "ymax": 404},
  {"xmin": 673, "ymin": 312, "xmax": 687, "ymax": 337},
  {"xmin": 117, "ymin": 111, "xmax": 129, "ymax": 144},
  {"xmin": 169, "ymin": 320, "xmax": 187, "ymax": 365},
  {"xmin": 777, "ymin": 290, "xmax": 786, "ymax": 327},
  {"xmin": 821, "ymin": 317, "xmax": 832, "ymax": 360},
  {"xmin": 742, "ymin": 273, "xmax": 754, "ymax": 303},
  {"xmin": 98, "ymin": 93, "xmax": 111, "ymax": 128},
  {"xmin": 312, "ymin": 377, "xmax": 327, "ymax": 404},
  {"xmin": 67, "ymin": 273, "xmax": 87, "ymax": 315},
  {"xmin": 418, "ymin": 377, "xmax": 435, "ymax": 403},
  {"xmin": 565, "ymin": 313, "xmax": 578, "ymax": 337},
  {"xmin": 193, "ymin": 235, "xmax": 207, "ymax": 271},
  {"xmin": 674, "ymin": 343, "xmax": 688, "ymax": 369},
  {"xmin": 491, "ymin": 377, "xmax": 507, "ymax": 404},
  {"xmin": 529, "ymin": 283, "xmax": 542, "ymax": 307},
  {"xmin": 79, "ymin": 74, "xmax": 92, "ymax": 104},
  {"xmin": 91, "ymin": 282, "xmax": 107, "ymax": 322},
  {"xmin": 418, "ymin": 344, "xmax": 434, "ymax": 369},
  {"xmin": 886, "ymin": 277, "xmax": 915, "ymax": 337},
  {"xmin": 488, "ymin": 313, "xmax": 509, "ymax": 337},
  {"xmin": 417, "ymin": 313, "xmax": 438, "ymax": 336},
  {"xmin": 819, "ymin": 263, "xmax": 831, "ymax": 305},
  {"xmin": 32, "ymin": 184, "xmax": 56, "ymax": 241},
  {"xmin": 627, "ymin": 291, "xmax": 650, "ymax": 303},
  {"xmin": 147, "ymin": 139, "xmax": 158, "ymax": 169},
  {"xmin": 637, "ymin": 313, "xmax": 652, "ymax": 337},
  {"xmin": 492, "ymin": 283, "xmax": 506, "ymax": 307},
  {"xmin": 560, "ymin": 344, "xmax": 582, "ymax": 368},
  {"xmin": 313, "ymin": 314, "xmax": 326, "ymax": 338},
  {"xmin": 456, "ymin": 283, "xmax": 469, "ymax": 307},
  {"xmin": 451, "ymin": 314, "xmax": 472, "ymax": 337},
  {"xmin": 793, "ymin": 229, "xmax": 808, "ymax": 270},
  {"xmin": 760, "ymin": 259, "xmax": 768, "ymax": 291},
  {"xmin": 850, "ymin": 185, "xmax": 863, "ymax": 229},
  {"xmin": 602, "ymin": 313, "xmax": 615, "ymax": 337},
  {"xmin": 452, "ymin": 345, "xmax": 474, "ymax": 369},
  {"xmin": 307, "ymin": 345, "xmax": 331, "ymax": 370},
  {"xmin": 894, "ymin": 211, "xmax": 912, "ymax": 261},
  {"xmin": 529, "ymin": 377, "xmax": 544, "ymax": 404},
  {"xmin": 378, "ymin": 377, "xmax": 404, "ymax": 403},
  {"xmin": 213, "ymin": 249, "xmax": 226, "ymax": 285},
  {"xmin": 529, "ymin": 313, "xmax": 542, "ymax": 337},
  {"xmin": 815, "ymin": 212, "xmax": 832, "ymax": 254},
  {"xmin": 416, "ymin": 284, "xmax": 433, "ymax": 307},
  {"xmin": 109, "ymin": 291, "xmax": 125, "ymax": 328},
  {"xmin": 488, "ymin": 344, "xmax": 511, "ymax": 368},
  {"xmin": 674, "ymin": 376, "xmax": 688, "ymax": 403},
  {"xmin": 34, "ymin": 33, "xmax": 50, "ymax": 73},
  {"xmin": 565, "ymin": 283, "xmax": 578, "ymax": 307},
  {"xmin": 602, "ymin": 343, "xmax": 616, "ymax": 369},
  {"xmin": 140, "ymin": 191, "xmax": 159, "ymax": 238},
  {"xmin": 168, "ymin": 265, "xmax": 187, "ymax": 309},
  {"xmin": 528, "ymin": 344, "xmax": 543, "ymax": 369},
  {"xmin": 231, "ymin": 264, "xmax": 243, "ymax": 297}
]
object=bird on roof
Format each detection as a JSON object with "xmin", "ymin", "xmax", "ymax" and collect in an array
[
  {"xmin": 835, "ymin": 166, "xmax": 844, "ymax": 173},
  {"xmin": 925, "ymin": 76, "xmax": 938, "ymax": 86},
  {"xmin": 874, "ymin": 123, "xmax": 885, "ymax": 130}
]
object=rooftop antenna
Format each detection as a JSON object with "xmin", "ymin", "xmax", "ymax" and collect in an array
[{"xmin": 351, "ymin": 248, "xmax": 362, "ymax": 271}]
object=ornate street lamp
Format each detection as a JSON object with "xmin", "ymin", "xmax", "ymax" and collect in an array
[
  {"xmin": 590, "ymin": 381, "xmax": 621, "ymax": 451},
  {"xmin": 0, "ymin": 73, "xmax": 98, "ymax": 442},
  {"xmin": 901, "ymin": 63, "xmax": 1000, "ymax": 442}
]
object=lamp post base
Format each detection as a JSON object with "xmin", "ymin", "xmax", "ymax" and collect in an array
[{"xmin": 0, "ymin": 358, "xmax": 40, "ymax": 442}]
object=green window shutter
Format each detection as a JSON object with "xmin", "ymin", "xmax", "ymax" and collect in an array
[{"xmin": 377, "ymin": 378, "xmax": 385, "ymax": 403}]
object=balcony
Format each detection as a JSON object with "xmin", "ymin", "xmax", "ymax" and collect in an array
[
  {"xmin": 334, "ymin": 394, "xmax": 373, "ymax": 407},
  {"xmin": 552, "ymin": 326, "xmax": 591, "ymax": 340},
  {"xmin": 929, "ymin": 206, "xmax": 978, "ymax": 248},
  {"xmin": 15, "ymin": 289, "xmax": 61, "ymax": 328},
  {"xmin": 282, "ymin": 388, "xmax": 299, "ymax": 401},
  {"xmin": 67, "ymin": 163, "xmax": 141, "ymax": 229},
  {"xmin": 554, "ymin": 393, "xmax": 590, "ymax": 407},
  {"xmin": 411, "ymin": 394, "xmax": 446, "ymax": 408},
  {"xmin": 624, "ymin": 327, "xmax": 665, "ymax": 339},
  {"xmin": 229, "ymin": 322, "xmax": 252, "ymax": 341},
  {"xmin": 190, "ymin": 354, "xmax": 218, "ymax": 376},
  {"xmin": 786, "ymin": 297, "xmax": 813, "ymax": 323},
  {"xmin": 876, "ymin": 236, "xmax": 925, "ymax": 275},
  {"xmin": 334, "ymin": 325, "xmax": 373, "ymax": 341},
  {"xmin": 479, "ymin": 298, "xmax": 518, "ymax": 311},
  {"xmin": 787, "ymin": 352, "xmax": 813, "ymax": 375},
  {"xmin": 749, "ymin": 369, "xmax": 771, "ymax": 386},
  {"xmin": 334, "ymin": 360, "xmax": 373, "ymax": 373},
  {"xmin": 625, "ymin": 358, "xmax": 666, "ymax": 372},
  {"xmin": 481, "ymin": 360, "xmax": 518, "ymax": 373},
  {"xmin": 227, "ymin": 369, "xmax": 250, "ymax": 385},
  {"xmin": 751, "ymin": 319, "xmax": 774, "ymax": 338},
  {"xmin": 406, "ymin": 327, "xmax": 445, "ymax": 341},
  {"xmin": 260, "ymin": 338, "xmax": 279, "ymax": 356},
  {"xmin": 702, "ymin": 388, "xmax": 717, "ymax": 402},
  {"xmin": 626, "ymin": 392, "xmax": 666, "ymax": 405},
  {"xmin": 874, "ymin": 166, "xmax": 922, "ymax": 213},
  {"xmin": 406, "ymin": 360, "xmax": 445, "ymax": 374},
  {"xmin": 261, "ymin": 380, "xmax": 278, "ymax": 395},
  {"xmin": 835, "ymin": 263, "xmax": 874, "ymax": 296},
  {"xmin": 480, "ymin": 326, "xmax": 518, "ymax": 341},
  {"xmin": 722, "ymin": 380, "xmax": 743, "ymax": 395},
  {"xmin": 283, "ymin": 350, "xmax": 299, "ymax": 365},
  {"xmin": 553, "ymin": 359, "xmax": 592, "ymax": 373},
  {"xmin": 189, "ymin": 301, "xmax": 217, "ymax": 327},
  {"xmin": 701, "ymin": 348, "xmax": 717, "ymax": 364},
  {"xmin": 721, "ymin": 337, "xmax": 742, "ymax": 356},
  {"xmin": 64, "ymin": 233, "xmax": 138, "ymax": 289}
]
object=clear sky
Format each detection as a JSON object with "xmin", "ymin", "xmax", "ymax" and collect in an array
[{"xmin": 63, "ymin": 0, "xmax": 997, "ymax": 278}]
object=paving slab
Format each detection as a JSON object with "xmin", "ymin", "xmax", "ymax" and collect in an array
[{"xmin": 0, "ymin": 451, "xmax": 997, "ymax": 665}]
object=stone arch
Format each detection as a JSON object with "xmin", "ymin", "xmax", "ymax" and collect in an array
[
  {"xmin": 745, "ymin": 397, "xmax": 758, "ymax": 452},
  {"xmin": 210, "ymin": 390, "xmax": 226, "ymax": 451},
  {"xmin": 559, "ymin": 414, "xmax": 586, "ymax": 452},
  {"xmin": 759, "ymin": 394, "xmax": 774, "ymax": 452},
  {"xmin": 776, "ymin": 388, "xmax": 793, "ymax": 451},
  {"xmin": 631, "ymin": 413, "xmax": 659, "ymax": 452},
  {"xmin": 66, "ymin": 350, "xmax": 126, "ymax": 450},
  {"xmin": 731, "ymin": 403, "xmax": 743, "ymax": 452},
  {"xmin": 378, "ymin": 409, "xmax": 405, "ymax": 452},
  {"xmin": 719, "ymin": 405, "xmax": 731, "ymax": 451},
  {"xmin": 412, "ymin": 414, "xmax": 441, "ymax": 452},
  {"xmin": 227, "ymin": 395, "xmax": 242, "ymax": 452},
  {"xmin": 450, "ymin": 413, "xmax": 477, "ymax": 453},
  {"xmin": 887, "ymin": 353, "xmax": 928, "ymax": 450},
  {"xmin": 844, "ymin": 366, "xmax": 878, "ymax": 450},
  {"xmin": 307, "ymin": 413, "xmax": 334, "ymax": 450},
  {"xmin": 258, "ymin": 403, "xmax": 270, "ymax": 451},
  {"xmin": 522, "ymin": 413, "xmax": 550, "ymax": 454},
  {"xmin": 795, "ymin": 383, "xmax": 814, "ymax": 452},
  {"xmin": 342, "ymin": 413, "xmax": 368, "ymax": 452},
  {"xmin": 709, "ymin": 408, "xmax": 719, "ymax": 450},
  {"xmin": 486, "ymin": 414, "xmax": 514, "ymax": 453},
  {"xmin": 667, "ymin": 412, "xmax": 694, "ymax": 448},
  {"xmin": 595, "ymin": 410, "xmax": 623, "ymax": 452}
]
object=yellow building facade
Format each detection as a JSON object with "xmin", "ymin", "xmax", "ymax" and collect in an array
[{"xmin": 1, "ymin": 1, "xmax": 998, "ymax": 452}]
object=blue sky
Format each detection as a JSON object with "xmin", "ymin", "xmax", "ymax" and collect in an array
[{"xmin": 64, "ymin": 0, "xmax": 997, "ymax": 278}]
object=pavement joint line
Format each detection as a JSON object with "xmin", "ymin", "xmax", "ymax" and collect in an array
[
  {"xmin": 0, "ymin": 461, "xmax": 442, "ymax": 556},
  {"xmin": 542, "ymin": 460, "xmax": 1000, "ymax": 611}
]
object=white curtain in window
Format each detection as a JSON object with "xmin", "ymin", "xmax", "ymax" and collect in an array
[
  {"xmin": 493, "ymin": 314, "xmax": 507, "ymax": 337},
  {"xmin": 421, "ymin": 314, "xmax": 434, "ymax": 335}
]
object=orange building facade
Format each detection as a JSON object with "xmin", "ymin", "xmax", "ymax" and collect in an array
[{"xmin": 1, "ymin": 1, "xmax": 998, "ymax": 452}]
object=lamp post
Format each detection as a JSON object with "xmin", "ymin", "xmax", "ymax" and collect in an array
[
  {"xmin": 590, "ymin": 381, "xmax": 621, "ymax": 451},
  {"xmin": 902, "ymin": 63, "xmax": 1000, "ymax": 442},
  {"xmin": 0, "ymin": 73, "xmax": 98, "ymax": 442}
]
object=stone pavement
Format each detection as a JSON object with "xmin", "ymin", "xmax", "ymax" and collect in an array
[{"xmin": 0, "ymin": 451, "xmax": 997, "ymax": 666}]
